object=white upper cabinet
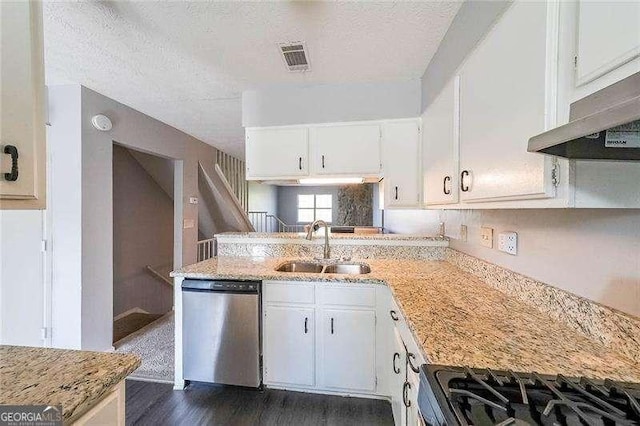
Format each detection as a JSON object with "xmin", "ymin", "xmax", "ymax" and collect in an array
[
  {"xmin": 458, "ymin": 1, "xmax": 557, "ymax": 203},
  {"xmin": 381, "ymin": 119, "xmax": 421, "ymax": 208},
  {"xmin": 310, "ymin": 123, "xmax": 381, "ymax": 176},
  {"xmin": 423, "ymin": 77, "xmax": 459, "ymax": 206},
  {"xmin": 245, "ymin": 127, "xmax": 309, "ymax": 179},
  {"xmin": 0, "ymin": 1, "xmax": 46, "ymax": 209},
  {"xmin": 573, "ymin": 1, "xmax": 640, "ymax": 99}
]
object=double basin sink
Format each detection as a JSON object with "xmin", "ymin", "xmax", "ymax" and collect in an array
[{"xmin": 276, "ymin": 260, "xmax": 371, "ymax": 275}]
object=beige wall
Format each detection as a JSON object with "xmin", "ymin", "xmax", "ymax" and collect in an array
[
  {"xmin": 113, "ymin": 145, "xmax": 173, "ymax": 317},
  {"xmin": 384, "ymin": 208, "xmax": 640, "ymax": 318}
]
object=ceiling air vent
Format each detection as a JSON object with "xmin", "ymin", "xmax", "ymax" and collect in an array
[{"xmin": 278, "ymin": 42, "xmax": 310, "ymax": 72}]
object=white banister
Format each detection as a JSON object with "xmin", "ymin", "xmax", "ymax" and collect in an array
[{"xmin": 197, "ymin": 238, "xmax": 216, "ymax": 262}]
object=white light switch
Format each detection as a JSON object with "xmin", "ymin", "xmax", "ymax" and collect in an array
[
  {"xmin": 189, "ymin": 197, "xmax": 199, "ymax": 205},
  {"xmin": 498, "ymin": 232, "xmax": 518, "ymax": 255},
  {"xmin": 480, "ymin": 227, "xmax": 493, "ymax": 248}
]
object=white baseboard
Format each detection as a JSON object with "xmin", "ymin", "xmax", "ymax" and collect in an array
[{"xmin": 114, "ymin": 307, "xmax": 149, "ymax": 321}]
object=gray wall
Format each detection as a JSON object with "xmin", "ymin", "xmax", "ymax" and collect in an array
[
  {"xmin": 276, "ymin": 185, "xmax": 374, "ymax": 226},
  {"xmin": 383, "ymin": 208, "xmax": 640, "ymax": 318},
  {"xmin": 48, "ymin": 84, "xmax": 223, "ymax": 351},
  {"xmin": 242, "ymin": 80, "xmax": 421, "ymax": 127},
  {"xmin": 248, "ymin": 181, "xmax": 278, "ymax": 215},
  {"xmin": 420, "ymin": 1, "xmax": 511, "ymax": 111},
  {"xmin": 113, "ymin": 145, "xmax": 173, "ymax": 318}
]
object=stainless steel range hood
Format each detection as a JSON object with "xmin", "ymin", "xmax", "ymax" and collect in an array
[{"xmin": 528, "ymin": 72, "xmax": 640, "ymax": 160}]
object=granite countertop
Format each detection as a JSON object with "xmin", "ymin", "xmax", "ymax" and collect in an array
[
  {"xmin": 0, "ymin": 346, "xmax": 140, "ymax": 423},
  {"xmin": 173, "ymin": 256, "xmax": 640, "ymax": 382},
  {"xmin": 215, "ymin": 232, "xmax": 448, "ymax": 242}
]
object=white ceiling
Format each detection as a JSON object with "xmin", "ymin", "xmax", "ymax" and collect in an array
[{"xmin": 44, "ymin": 1, "xmax": 462, "ymax": 159}]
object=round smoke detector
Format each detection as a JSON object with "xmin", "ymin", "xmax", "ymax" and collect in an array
[{"xmin": 91, "ymin": 114, "xmax": 113, "ymax": 131}]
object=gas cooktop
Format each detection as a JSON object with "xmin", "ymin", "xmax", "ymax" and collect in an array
[{"xmin": 419, "ymin": 365, "xmax": 640, "ymax": 425}]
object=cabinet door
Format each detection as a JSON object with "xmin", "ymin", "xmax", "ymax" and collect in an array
[
  {"xmin": 458, "ymin": 1, "xmax": 556, "ymax": 202},
  {"xmin": 382, "ymin": 120, "xmax": 421, "ymax": 208},
  {"xmin": 391, "ymin": 328, "xmax": 407, "ymax": 426},
  {"xmin": 0, "ymin": 1, "xmax": 46, "ymax": 206},
  {"xmin": 310, "ymin": 124, "xmax": 381, "ymax": 176},
  {"xmin": 406, "ymin": 367, "xmax": 422, "ymax": 426},
  {"xmin": 320, "ymin": 308, "xmax": 376, "ymax": 392},
  {"xmin": 245, "ymin": 127, "xmax": 308, "ymax": 179},
  {"xmin": 575, "ymin": 1, "xmax": 640, "ymax": 88},
  {"xmin": 264, "ymin": 306, "xmax": 315, "ymax": 387},
  {"xmin": 423, "ymin": 77, "xmax": 459, "ymax": 206}
]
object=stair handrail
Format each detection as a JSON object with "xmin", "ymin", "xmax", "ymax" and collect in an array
[{"xmin": 145, "ymin": 265, "xmax": 173, "ymax": 287}]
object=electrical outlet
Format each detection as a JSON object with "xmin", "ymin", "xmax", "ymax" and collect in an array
[
  {"xmin": 460, "ymin": 225, "xmax": 467, "ymax": 242},
  {"xmin": 498, "ymin": 232, "xmax": 518, "ymax": 255},
  {"xmin": 480, "ymin": 227, "xmax": 493, "ymax": 248}
]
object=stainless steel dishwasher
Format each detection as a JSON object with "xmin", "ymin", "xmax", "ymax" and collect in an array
[{"xmin": 182, "ymin": 279, "xmax": 261, "ymax": 387}]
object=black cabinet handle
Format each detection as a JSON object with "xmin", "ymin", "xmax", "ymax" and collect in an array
[
  {"xmin": 321, "ymin": 155, "xmax": 325, "ymax": 169},
  {"xmin": 394, "ymin": 186, "xmax": 398, "ymax": 200},
  {"xmin": 461, "ymin": 170, "xmax": 470, "ymax": 192},
  {"xmin": 393, "ymin": 353, "xmax": 400, "ymax": 374},
  {"xmin": 407, "ymin": 353, "xmax": 420, "ymax": 374},
  {"xmin": 299, "ymin": 157, "xmax": 302, "ymax": 170},
  {"xmin": 403, "ymin": 381, "xmax": 412, "ymax": 407},
  {"xmin": 3, "ymin": 145, "xmax": 19, "ymax": 182},
  {"xmin": 443, "ymin": 176, "xmax": 451, "ymax": 195},
  {"xmin": 330, "ymin": 317, "xmax": 334, "ymax": 334},
  {"xmin": 389, "ymin": 310, "xmax": 399, "ymax": 321},
  {"xmin": 304, "ymin": 317, "xmax": 308, "ymax": 334}
]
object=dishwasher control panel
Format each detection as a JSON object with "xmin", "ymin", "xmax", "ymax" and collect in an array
[{"xmin": 182, "ymin": 279, "xmax": 260, "ymax": 293}]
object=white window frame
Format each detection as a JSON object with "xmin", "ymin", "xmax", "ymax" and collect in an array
[{"xmin": 297, "ymin": 194, "xmax": 332, "ymax": 224}]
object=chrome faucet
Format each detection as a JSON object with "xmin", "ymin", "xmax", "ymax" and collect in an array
[{"xmin": 306, "ymin": 219, "xmax": 331, "ymax": 259}]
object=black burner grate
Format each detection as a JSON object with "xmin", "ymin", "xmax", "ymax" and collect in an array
[{"xmin": 422, "ymin": 365, "xmax": 640, "ymax": 426}]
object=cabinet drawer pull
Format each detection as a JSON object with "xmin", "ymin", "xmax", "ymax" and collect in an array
[
  {"xmin": 460, "ymin": 170, "xmax": 470, "ymax": 192},
  {"xmin": 408, "ymin": 352, "xmax": 420, "ymax": 374},
  {"xmin": 3, "ymin": 145, "xmax": 19, "ymax": 182},
  {"xmin": 321, "ymin": 155, "xmax": 325, "ymax": 169},
  {"xmin": 330, "ymin": 317, "xmax": 334, "ymax": 334},
  {"xmin": 299, "ymin": 157, "xmax": 302, "ymax": 170},
  {"xmin": 393, "ymin": 353, "xmax": 400, "ymax": 374},
  {"xmin": 304, "ymin": 317, "xmax": 308, "ymax": 334},
  {"xmin": 394, "ymin": 186, "xmax": 398, "ymax": 200},
  {"xmin": 443, "ymin": 176, "xmax": 451, "ymax": 195},
  {"xmin": 403, "ymin": 381, "xmax": 412, "ymax": 407},
  {"xmin": 389, "ymin": 310, "xmax": 399, "ymax": 321}
]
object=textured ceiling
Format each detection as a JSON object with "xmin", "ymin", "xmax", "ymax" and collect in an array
[{"xmin": 43, "ymin": 1, "xmax": 462, "ymax": 158}]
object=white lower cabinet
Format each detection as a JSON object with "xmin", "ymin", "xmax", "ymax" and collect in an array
[
  {"xmin": 320, "ymin": 308, "xmax": 376, "ymax": 392},
  {"xmin": 390, "ymin": 328, "xmax": 407, "ymax": 426},
  {"xmin": 263, "ymin": 305, "xmax": 315, "ymax": 387},
  {"xmin": 263, "ymin": 280, "xmax": 426, "ymax": 425},
  {"xmin": 73, "ymin": 381, "xmax": 125, "ymax": 425},
  {"xmin": 406, "ymin": 368, "xmax": 422, "ymax": 426},
  {"xmin": 263, "ymin": 281, "xmax": 378, "ymax": 395}
]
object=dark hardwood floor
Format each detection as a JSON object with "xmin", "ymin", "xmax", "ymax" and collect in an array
[{"xmin": 126, "ymin": 379, "xmax": 394, "ymax": 426}]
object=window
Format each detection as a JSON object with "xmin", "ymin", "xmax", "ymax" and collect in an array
[{"xmin": 297, "ymin": 194, "xmax": 332, "ymax": 223}]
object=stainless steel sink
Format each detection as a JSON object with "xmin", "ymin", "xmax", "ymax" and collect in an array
[
  {"xmin": 275, "ymin": 261, "xmax": 371, "ymax": 275},
  {"xmin": 276, "ymin": 261, "xmax": 324, "ymax": 273},
  {"xmin": 323, "ymin": 263, "xmax": 371, "ymax": 275}
]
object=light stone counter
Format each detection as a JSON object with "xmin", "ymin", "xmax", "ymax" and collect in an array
[
  {"xmin": 172, "ymin": 256, "xmax": 640, "ymax": 382},
  {"xmin": 0, "ymin": 346, "xmax": 140, "ymax": 423}
]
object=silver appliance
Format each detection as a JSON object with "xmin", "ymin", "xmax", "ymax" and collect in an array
[
  {"xmin": 182, "ymin": 279, "xmax": 261, "ymax": 387},
  {"xmin": 528, "ymin": 71, "xmax": 640, "ymax": 160}
]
